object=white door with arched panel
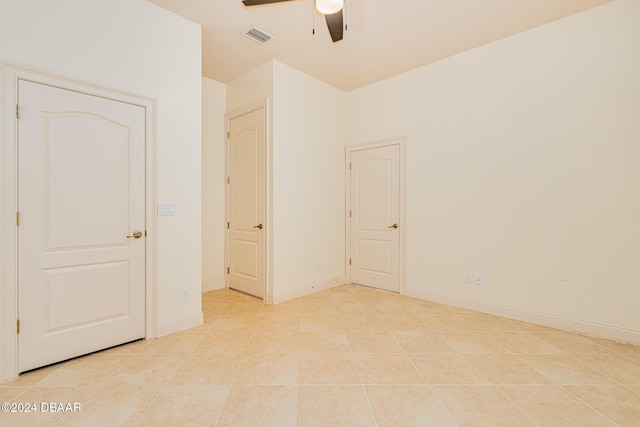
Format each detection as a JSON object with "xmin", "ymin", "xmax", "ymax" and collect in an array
[
  {"xmin": 227, "ymin": 107, "xmax": 265, "ymax": 299},
  {"xmin": 18, "ymin": 80, "xmax": 146, "ymax": 372},
  {"xmin": 349, "ymin": 143, "xmax": 401, "ymax": 293}
]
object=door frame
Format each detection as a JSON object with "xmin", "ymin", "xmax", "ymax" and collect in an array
[
  {"xmin": 346, "ymin": 137, "xmax": 407, "ymax": 294},
  {"xmin": 224, "ymin": 100, "xmax": 270, "ymax": 301},
  {"xmin": 0, "ymin": 63, "xmax": 156, "ymax": 382}
]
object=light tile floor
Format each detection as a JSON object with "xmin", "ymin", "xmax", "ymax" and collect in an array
[{"xmin": 1, "ymin": 284, "xmax": 639, "ymax": 426}]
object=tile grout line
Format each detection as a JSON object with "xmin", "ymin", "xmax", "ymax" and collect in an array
[
  {"xmin": 133, "ymin": 333, "xmax": 203, "ymax": 425},
  {"xmin": 560, "ymin": 384, "xmax": 624, "ymax": 427},
  {"xmin": 389, "ymin": 305, "xmax": 462, "ymax": 426},
  {"xmin": 493, "ymin": 383, "xmax": 545, "ymax": 426},
  {"xmin": 130, "ymin": 385, "xmax": 165, "ymax": 426}
]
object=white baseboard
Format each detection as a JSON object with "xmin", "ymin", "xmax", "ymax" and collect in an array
[
  {"xmin": 156, "ymin": 312, "xmax": 203, "ymax": 337},
  {"xmin": 406, "ymin": 286, "xmax": 640, "ymax": 346},
  {"xmin": 272, "ymin": 276, "xmax": 348, "ymax": 304},
  {"xmin": 202, "ymin": 278, "xmax": 225, "ymax": 292}
]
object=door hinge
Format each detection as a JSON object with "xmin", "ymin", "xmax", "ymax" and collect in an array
[
  {"xmin": 16, "ymin": 104, "xmax": 20, "ymax": 119},
  {"xmin": 227, "ymin": 267, "xmax": 230, "ymax": 274},
  {"xmin": 17, "ymin": 319, "xmax": 20, "ymax": 334},
  {"xmin": 349, "ymin": 258, "xmax": 352, "ymax": 266},
  {"xmin": 349, "ymin": 163, "xmax": 352, "ymax": 170},
  {"xmin": 227, "ymin": 222, "xmax": 230, "ymax": 229},
  {"xmin": 227, "ymin": 177, "xmax": 230, "ymax": 184},
  {"xmin": 145, "ymin": 230, "xmax": 147, "ymax": 237},
  {"xmin": 227, "ymin": 131, "xmax": 230, "ymax": 139},
  {"xmin": 16, "ymin": 211, "xmax": 20, "ymax": 226},
  {"xmin": 349, "ymin": 211, "xmax": 352, "ymax": 218}
]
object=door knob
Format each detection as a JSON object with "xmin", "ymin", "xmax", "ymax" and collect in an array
[
  {"xmin": 254, "ymin": 224, "xmax": 263, "ymax": 230},
  {"xmin": 127, "ymin": 230, "xmax": 143, "ymax": 239},
  {"xmin": 388, "ymin": 223, "xmax": 399, "ymax": 229}
]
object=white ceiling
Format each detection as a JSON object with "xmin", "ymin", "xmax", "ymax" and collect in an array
[{"xmin": 148, "ymin": 0, "xmax": 613, "ymax": 91}]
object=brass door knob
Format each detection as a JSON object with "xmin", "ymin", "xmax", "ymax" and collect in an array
[
  {"xmin": 388, "ymin": 223, "xmax": 399, "ymax": 229},
  {"xmin": 254, "ymin": 224, "xmax": 263, "ymax": 230},
  {"xmin": 127, "ymin": 230, "xmax": 143, "ymax": 239}
]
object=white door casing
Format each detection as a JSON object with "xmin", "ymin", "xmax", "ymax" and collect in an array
[
  {"xmin": 348, "ymin": 141, "xmax": 404, "ymax": 293},
  {"xmin": 18, "ymin": 80, "xmax": 146, "ymax": 372},
  {"xmin": 227, "ymin": 106, "xmax": 265, "ymax": 299}
]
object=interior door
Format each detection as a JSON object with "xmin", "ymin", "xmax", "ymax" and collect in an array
[
  {"xmin": 227, "ymin": 107, "xmax": 265, "ymax": 299},
  {"xmin": 350, "ymin": 144, "xmax": 400, "ymax": 293},
  {"xmin": 18, "ymin": 80, "xmax": 146, "ymax": 372}
]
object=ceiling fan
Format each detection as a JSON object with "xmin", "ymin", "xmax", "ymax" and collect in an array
[{"xmin": 242, "ymin": 0, "xmax": 345, "ymax": 43}]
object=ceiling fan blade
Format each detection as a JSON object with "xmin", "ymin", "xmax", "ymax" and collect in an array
[
  {"xmin": 324, "ymin": 9, "xmax": 344, "ymax": 43},
  {"xmin": 242, "ymin": 0, "xmax": 295, "ymax": 6}
]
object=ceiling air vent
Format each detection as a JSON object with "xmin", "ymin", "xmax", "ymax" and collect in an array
[{"xmin": 244, "ymin": 27, "xmax": 274, "ymax": 44}]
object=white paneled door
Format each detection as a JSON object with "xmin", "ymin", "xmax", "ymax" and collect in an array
[
  {"xmin": 350, "ymin": 144, "xmax": 401, "ymax": 293},
  {"xmin": 18, "ymin": 80, "xmax": 146, "ymax": 372},
  {"xmin": 227, "ymin": 107, "xmax": 265, "ymax": 299}
]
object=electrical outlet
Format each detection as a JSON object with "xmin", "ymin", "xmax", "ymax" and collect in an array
[
  {"xmin": 181, "ymin": 288, "xmax": 189, "ymax": 301},
  {"xmin": 466, "ymin": 273, "xmax": 473, "ymax": 284},
  {"xmin": 475, "ymin": 274, "xmax": 484, "ymax": 286}
]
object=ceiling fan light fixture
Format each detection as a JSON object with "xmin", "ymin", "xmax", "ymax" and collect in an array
[{"xmin": 315, "ymin": 0, "xmax": 343, "ymax": 15}]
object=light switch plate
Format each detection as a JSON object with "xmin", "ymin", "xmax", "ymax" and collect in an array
[{"xmin": 157, "ymin": 202, "xmax": 176, "ymax": 216}]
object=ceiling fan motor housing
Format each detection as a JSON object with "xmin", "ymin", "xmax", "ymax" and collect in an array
[{"xmin": 242, "ymin": 0, "xmax": 345, "ymax": 43}]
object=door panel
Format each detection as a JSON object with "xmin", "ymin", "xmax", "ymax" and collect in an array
[
  {"xmin": 18, "ymin": 80, "xmax": 145, "ymax": 372},
  {"xmin": 358, "ymin": 158, "xmax": 393, "ymax": 229},
  {"xmin": 358, "ymin": 239, "xmax": 393, "ymax": 274},
  {"xmin": 46, "ymin": 113, "xmax": 129, "ymax": 248},
  {"xmin": 233, "ymin": 240, "xmax": 259, "ymax": 279},
  {"xmin": 228, "ymin": 108, "xmax": 265, "ymax": 299},
  {"xmin": 350, "ymin": 144, "xmax": 400, "ymax": 292},
  {"xmin": 45, "ymin": 262, "xmax": 129, "ymax": 330},
  {"xmin": 233, "ymin": 131, "xmax": 258, "ymax": 230}
]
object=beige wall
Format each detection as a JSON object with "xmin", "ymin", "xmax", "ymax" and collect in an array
[
  {"xmin": 226, "ymin": 61, "xmax": 274, "ymax": 114},
  {"xmin": 348, "ymin": 0, "xmax": 640, "ymax": 342},
  {"xmin": 272, "ymin": 61, "xmax": 348, "ymax": 301},
  {"xmin": 202, "ymin": 77, "xmax": 227, "ymax": 291},
  {"xmin": 225, "ymin": 60, "xmax": 348, "ymax": 302},
  {"xmin": 0, "ymin": 0, "xmax": 203, "ymax": 360}
]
